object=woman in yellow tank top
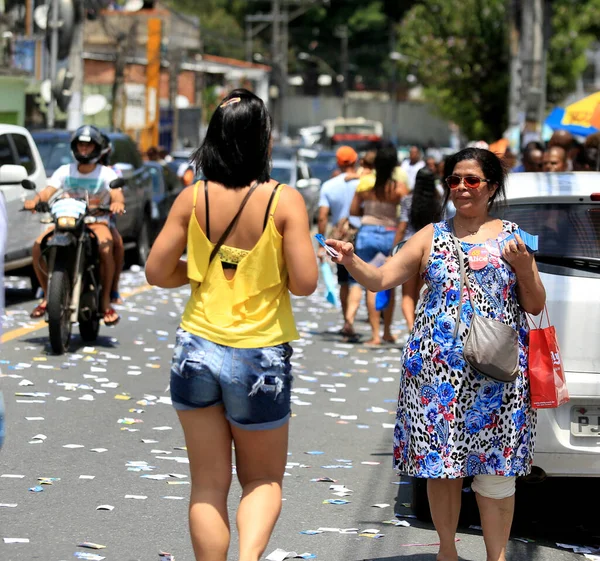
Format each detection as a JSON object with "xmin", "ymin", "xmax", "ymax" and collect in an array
[{"xmin": 146, "ymin": 89, "xmax": 318, "ymax": 561}]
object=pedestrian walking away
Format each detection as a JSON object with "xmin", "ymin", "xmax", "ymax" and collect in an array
[
  {"xmin": 145, "ymin": 88, "xmax": 318, "ymax": 561},
  {"xmin": 326, "ymin": 147, "xmax": 546, "ymax": 561},
  {"xmin": 316, "ymin": 146, "xmax": 361, "ymax": 340},
  {"xmin": 393, "ymin": 167, "xmax": 442, "ymax": 332},
  {"xmin": 345, "ymin": 140, "xmax": 407, "ymax": 345}
]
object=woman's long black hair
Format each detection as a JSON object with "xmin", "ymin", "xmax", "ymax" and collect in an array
[
  {"xmin": 410, "ymin": 168, "xmax": 442, "ymax": 231},
  {"xmin": 373, "ymin": 140, "xmax": 399, "ymax": 200},
  {"xmin": 192, "ymin": 88, "xmax": 272, "ymax": 188}
]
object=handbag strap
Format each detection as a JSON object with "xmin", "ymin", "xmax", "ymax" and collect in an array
[
  {"xmin": 449, "ymin": 218, "xmax": 476, "ymax": 339},
  {"xmin": 208, "ymin": 180, "xmax": 259, "ymax": 265}
]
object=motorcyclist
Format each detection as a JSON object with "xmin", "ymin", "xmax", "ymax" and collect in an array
[
  {"xmin": 25, "ymin": 125, "xmax": 125, "ymax": 326},
  {"xmin": 99, "ymin": 134, "xmax": 125, "ymax": 305}
]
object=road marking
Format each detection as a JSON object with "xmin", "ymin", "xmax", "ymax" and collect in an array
[{"xmin": 1, "ymin": 284, "xmax": 155, "ymax": 343}]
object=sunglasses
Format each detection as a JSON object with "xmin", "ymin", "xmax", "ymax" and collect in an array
[{"xmin": 445, "ymin": 175, "xmax": 491, "ymax": 189}]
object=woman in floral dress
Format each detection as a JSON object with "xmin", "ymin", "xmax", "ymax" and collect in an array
[{"xmin": 327, "ymin": 147, "xmax": 546, "ymax": 561}]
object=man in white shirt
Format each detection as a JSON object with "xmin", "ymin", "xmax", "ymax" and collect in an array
[
  {"xmin": 24, "ymin": 126, "xmax": 125, "ymax": 325},
  {"xmin": 401, "ymin": 145, "xmax": 426, "ymax": 190}
]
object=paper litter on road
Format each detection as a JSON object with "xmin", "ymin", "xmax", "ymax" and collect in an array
[
  {"xmin": 78, "ymin": 542, "xmax": 106, "ymax": 549},
  {"xmin": 265, "ymin": 548, "xmax": 316, "ymax": 560},
  {"xmin": 74, "ymin": 553, "xmax": 105, "ymax": 561},
  {"xmin": 124, "ymin": 495, "xmax": 148, "ymax": 499},
  {"xmin": 3, "ymin": 537, "xmax": 30, "ymax": 543},
  {"xmin": 96, "ymin": 505, "xmax": 114, "ymax": 511},
  {"xmin": 0, "ymin": 503, "xmax": 18, "ymax": 507}
]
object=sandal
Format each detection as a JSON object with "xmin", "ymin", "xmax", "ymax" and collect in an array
[
  {"xmin": 30, "ymin": 302, "xmax": 47, "ymax": 319},
  {"xmin": 103, "ymin": 307, "xmax": 120, "ymax": 326},
  {"xmin": 110, "ymin": 291, "xmax": 123, "ymax": 305}
]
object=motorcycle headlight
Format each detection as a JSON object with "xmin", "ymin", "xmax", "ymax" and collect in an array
[{"xmin": 57, "ymin": 216, "xmax": 77, "ymax": 229}]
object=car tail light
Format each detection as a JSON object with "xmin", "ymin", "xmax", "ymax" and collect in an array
[{"xmin": 591, "ymin": 193, "xmax": 600, "ymax": 201}]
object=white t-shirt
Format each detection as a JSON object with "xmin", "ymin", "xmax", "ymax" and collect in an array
[
  {"xmin": 48, "ymin": 163, "xmax": 118, "ymax": 208},
  {"xmin": 401, "ymin": 159, "xmax": 426, "ymax": 190}
]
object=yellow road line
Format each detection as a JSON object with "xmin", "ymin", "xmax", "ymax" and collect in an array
[{"xmin": 1, "ymin": 284, "xmax": 154, "ymax": 343}]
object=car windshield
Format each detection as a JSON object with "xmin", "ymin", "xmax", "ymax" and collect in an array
[
  {"xmin": 35, "ymin": 139, "xmax": 73, "ymax": 174},
  {"xmin": 270, "ymin": 165, "xmax": 292, "ymax": 185},
  {"xmin": 502, "ymin": 203, "xmax": 600, "ymax": 262}
]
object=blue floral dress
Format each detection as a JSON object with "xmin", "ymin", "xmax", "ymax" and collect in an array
[{"xmin": 393, "ymin": 220, "xmax": 536, "ymax": 478}]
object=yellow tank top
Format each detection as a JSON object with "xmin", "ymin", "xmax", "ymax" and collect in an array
[{"xmin": 180, "ymin": 182, "xmax": 299, "ymax": 348}]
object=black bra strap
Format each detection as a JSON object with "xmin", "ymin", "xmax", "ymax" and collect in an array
[
  {"xmin": 263, "ymin": 183, "xmax": 281, "ymax": 231},
  {"xmin": 204, "ymin": 181, "xmax": 210, "ymax": 241}
]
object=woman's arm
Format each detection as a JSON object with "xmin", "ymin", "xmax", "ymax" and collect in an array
[
  {"xmin": 502, "ymin": 233, "xmax": 546, "ymax": 315},
  {"xmin": 145, "ymin": 186, "xmax": 193, "ymax": 288},
  {"xmin": 281, "ymin": 186, "xmax": 318, "ymax": 296},
  {"xmin": 327, "ymin": 224, "xmax": 432, "ymax": 292},
  {"xmin": 349, "ymin": 191, "xmax": 363, "ymax": 217}
]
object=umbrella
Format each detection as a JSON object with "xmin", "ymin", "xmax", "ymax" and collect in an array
[{"xmin": 545, "ymin": 91, "xmax": 600, "ymax": 137}]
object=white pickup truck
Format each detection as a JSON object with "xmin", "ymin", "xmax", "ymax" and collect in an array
[{"xmin": 0, "ymin": 125, "xmax": 48, "ymax": 292}]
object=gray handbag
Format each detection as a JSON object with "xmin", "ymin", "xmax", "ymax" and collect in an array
[{"xmin": 451, "ymin": 229, "xmax": 520, "ymax": 383}]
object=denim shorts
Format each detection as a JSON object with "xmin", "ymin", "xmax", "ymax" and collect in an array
[
  {"xmin": 170, "ymin": 328, "xmax": 294, "ymax": 431},
  {"xmin": 352, "ymin": 225, "xmax": 397, "ymax": 282}
]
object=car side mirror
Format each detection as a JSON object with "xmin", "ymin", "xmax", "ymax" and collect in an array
[
  {"xmin": 109, "ymin": 178, "xmax": 125, "ymax": 189},
  {"xmin": 113, "ymin": 162, "xmax": 134, "ymax": 179},
  {"xmin": 0, "ymin": 164, "xmax": 28, "ymax": 186}
]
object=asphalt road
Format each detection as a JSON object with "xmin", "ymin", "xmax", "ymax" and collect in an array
[{"xmin": 1, "ymin": 269, "xmax": 598, "ymax": 561}]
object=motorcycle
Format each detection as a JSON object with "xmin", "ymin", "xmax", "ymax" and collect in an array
[{"xmin": 22, "ymin": 178, "xmax": 125, "ymax": 354}]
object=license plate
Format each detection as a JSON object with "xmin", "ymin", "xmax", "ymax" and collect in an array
[{"xmin": 570, "ymin": 406, "xmax": 600, "ymax": 437}]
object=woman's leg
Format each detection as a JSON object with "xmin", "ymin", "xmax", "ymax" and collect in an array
[
  {"xmin": 365, "ymin": 289, "xmax": 381, "ymax": 345},
  {"xmin": 382, "ymin": 287, "xmax": 396, "ymax": 342},
  {"xmin": 231, "ymin": 422, "xmax": 289, "ymax": 561},
  {"xmin": 177, "ymin": 405, "xmax": 233, "ymax": 561},
  {"xmin": 401, "ymin": 274, "xmax": 421, "ymax": 331},
  {"xmin": 473, "ymin": 475, "xmax": 516, "ymax": 561},
  {"xmin": 344, "ymin": 283, "xmax": 363, "ymax": 332},
  {"xmin": 110, "ymin": 226, "xmax": 124, "ymax": 303},
  {"xmin": 427, "ymin": 478, "xmax": 463, "ymax": 561}
]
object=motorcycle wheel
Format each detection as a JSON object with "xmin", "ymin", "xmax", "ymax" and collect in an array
[
  {"xmin": 78, "ymin": 290, "xmax": 100, "ymax": 343},
  {"xmin": 47, "ymin": 266, "xmax": 72, "ymax": 354}
]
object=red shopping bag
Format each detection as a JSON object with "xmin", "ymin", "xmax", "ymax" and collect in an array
[{"xmin": 528, "ymin": 307, "xmax": 569, "ymax": 409}]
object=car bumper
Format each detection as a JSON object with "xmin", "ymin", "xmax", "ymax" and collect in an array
[{"xmin": 533, "ymin": 371, "xmax": 600, "ymax": 477}]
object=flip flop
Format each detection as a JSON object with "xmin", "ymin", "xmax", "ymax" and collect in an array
[
  {"xmin": 30, "ymin": 302, "xmax": 47, "ymax": 319},
  {"xmin": 103, "ymin": 307, "xmax": 120, "ymax": 326}
]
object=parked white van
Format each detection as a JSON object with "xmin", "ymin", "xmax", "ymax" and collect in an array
[{"xmin": 503, "ymin": 171, "xmax": 600, "ymax": 478}]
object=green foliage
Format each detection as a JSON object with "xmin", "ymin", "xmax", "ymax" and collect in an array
[
  {"xmin": 397, "ymin": 0, "xmax": 508, "ymax": 141},
  {"xmin": 547, "ymin": 0, "xmax": 600, "ymax": 104}
]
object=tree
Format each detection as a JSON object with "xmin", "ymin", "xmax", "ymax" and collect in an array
[
  {"xmin": 547, "ymin": 0, "xmax": 600, "ymax": 105},
  {"xmin": 396, "ymin": 0, "xmax": 509, "ymax": 141}
]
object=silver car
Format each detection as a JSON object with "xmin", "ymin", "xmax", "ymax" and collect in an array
[
  {"xmin": 270, "ymin": 157, "xmax": 321, "ymax": 222},
  {"xmin": 503, "ymin": 171, "xmax": 600, "ymax": 478}
]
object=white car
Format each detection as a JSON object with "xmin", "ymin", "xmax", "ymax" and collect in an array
[
  {"xmin": 0, "ymin": 125, "xmax": 48, "ymax": 289},
  {"xmin": 270, "ymin": 157, "xmax": 321, "ymax": 222},
  {"xmin": 504, "ymin": 171, "xmax": 600, "ymax": 477}
]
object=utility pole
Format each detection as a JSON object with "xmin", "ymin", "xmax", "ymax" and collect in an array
[
  {"xmin": 25, "ymin": 0, "xmax": 34, "ymax": 37},
  {"xmin": 389, "ymin": 25, "xmax": 398, "ymax": 144},
  {"xmin": 507, "ymin": 0, "xmax": 522, "ymax": 138},
  {"xmin": 281, "ymin": 7, "xmax": 289, "ymax": 137},
  {"xmin": 169, "ymin": 48, "xmax": 180, "ymax": 151},
  {"xmin": 336, "ymin": 24, "xmax": 349, "ymax": 118},
  {"xmin": 67, "ymin": 0, "xmax": 84, "ymax": 130},
  {"xmin": 271, "ymin": 0, "xmax": 281, "ymax": 137},
  {"xmin": 47, "ymin": 0, "xmax": 60, "ymax": 128},
  {"xmin": 520, "ymin": 0, "xmax": 547, "ymax": 140}
]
